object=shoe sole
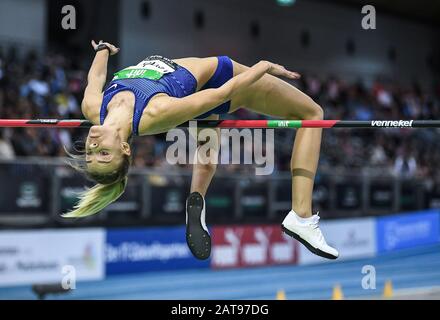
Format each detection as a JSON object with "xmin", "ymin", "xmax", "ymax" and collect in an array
[
  {"xmin": 281, "ymin": 225, "xmax": 338, "ymax": 260},
  {"xmin": 186, "ymin": 193, "xmax": 211, "ymax": 260}
]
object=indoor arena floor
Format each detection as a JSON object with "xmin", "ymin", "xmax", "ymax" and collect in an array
[{"xmin": 1, "ymin": 244, "xmax": 440, "ymax": 300}]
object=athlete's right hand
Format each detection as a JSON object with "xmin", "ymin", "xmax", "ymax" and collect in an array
[
  {"xmin": 263, "ymin": 61, "xmax": 301, "ymax": 80},
  {"xmin": 91, "ymin": 40, "xmax": 120, "ymax": 56}
]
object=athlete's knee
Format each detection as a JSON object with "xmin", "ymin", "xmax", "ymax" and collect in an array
[
  {"xmin": 284, "ymin": 100, "xmax": 324, "ymax": 121},
  {"xmin": 196, "ymin": 162, "xmax": 217, "ymax": 175},
  {"xmin": 299, "ymin": 100, "xmax": 324, "ymax": 120},
  {"xmin": 196, "ymin": 135, "xmax": 219, "ymax": 169},
  {"xmin": 303, "ymin": 102, "xmax": 324, "ymax": 120}
]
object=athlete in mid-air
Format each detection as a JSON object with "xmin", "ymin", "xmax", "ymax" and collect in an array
[{"xmin": 64, "ymin": 40, "xmax": 339, "ymax": 261}]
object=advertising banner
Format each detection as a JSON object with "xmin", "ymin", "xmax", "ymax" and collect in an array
[
  {"xmin": 0, "ymin": 169, "xmax": 50, "ymax": 214},
  {"xmin": 106, "ymin": 226, "xmax": 209, "ymax": 275},
  {"xmin": 211, "ymin": 225, "xmax": 298, "ymax": 269},
  {"xmin": 0, "ymin": 228, "xmax": 105, "ymax": 287},
  {"xmin": 369, "ymin": 182, "xmax": 394, "ymax": 210},
  {"xmin": 376, "ymin": 209, "xmax": 440, "ymax": 253},
  {"xmin": 335, "ymin": 183, "xmax": 363, "ymax": 210}
]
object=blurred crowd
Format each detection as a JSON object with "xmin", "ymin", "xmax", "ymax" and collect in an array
[
  {"xmin": 1, "ymin": 48, "xmax": 440, "ymax": 184},
  {"xmin": 0, "ymin": 47, "xmax": 85, "ymax": 159}
]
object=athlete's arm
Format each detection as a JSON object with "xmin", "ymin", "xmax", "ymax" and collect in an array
[
  {"xmin": 139, "ymin": 61, "xmax": 299, "ymax": 134},
  {"xmin": 81, "ymin": 40, "xmax": 120, "ymax": 122},
  {"xmin": 221, "ymin": 60, "xmax": 300, "ymax": 98}
]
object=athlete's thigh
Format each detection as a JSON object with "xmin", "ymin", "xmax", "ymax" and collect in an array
[{"xmin": 230, "ymin": 60, "xmax": 318, "ymax": 119}]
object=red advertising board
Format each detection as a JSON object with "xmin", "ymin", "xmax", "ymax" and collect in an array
[{"xmin": 211, "ymin": 225, "xmax": 298, "ymax": 269}]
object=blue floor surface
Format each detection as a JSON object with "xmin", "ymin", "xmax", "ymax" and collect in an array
[{"xmin": 1, "ymin": 244, "xmax": 439, "ymax": 300}]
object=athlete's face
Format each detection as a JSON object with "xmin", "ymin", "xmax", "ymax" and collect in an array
[{"xmin": 85, "ymin": 125, "xmax": 131, "ymax": 174}]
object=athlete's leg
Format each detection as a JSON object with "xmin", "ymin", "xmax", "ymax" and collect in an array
[
  {"xmin": 186, "ymin": 114, "xmax": 219, "ymax": 260},
  {"xmin": 190, "ymin": 114, "xmax": 220, "ymax": 196},
  {"xmin": 230, "ymin": 61, "xmax": 338, "ymax": 259},
  {"xmin": 230, "ymin": 62, "xmax": 322, "ymax": 218}
]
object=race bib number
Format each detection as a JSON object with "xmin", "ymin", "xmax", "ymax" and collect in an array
[{"xmin": 112, "ymin": 58, "xmax": 176, "ymax": 81}]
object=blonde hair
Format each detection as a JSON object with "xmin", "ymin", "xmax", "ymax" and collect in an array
[{"xmin": 62, "ymin": 143, "xmax": 131, "ymax": 218}]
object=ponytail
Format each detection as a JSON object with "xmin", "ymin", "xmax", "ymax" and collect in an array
[{"xmin": 62, "ymin": 177, "xmax": 128, "ymax": 218}]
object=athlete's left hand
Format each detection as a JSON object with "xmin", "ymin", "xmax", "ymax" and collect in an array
[
  {"xmin": 264, "ymin": 61, "xmax": 301, "ymax": 79},
  {"xmin": 91, "ymin": 40, "xmax": 120, "ymax": 56}
]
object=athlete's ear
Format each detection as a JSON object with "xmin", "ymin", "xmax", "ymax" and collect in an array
[{"xmin": 121, "ymin": 142, "xmax": 131, "ymax": 157}]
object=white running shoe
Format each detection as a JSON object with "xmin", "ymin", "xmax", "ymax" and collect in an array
[{"xmin": 281, "ymin": 210, "xmax": 339, "ymax": 259}]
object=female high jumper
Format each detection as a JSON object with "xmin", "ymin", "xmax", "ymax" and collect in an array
[{"xmin": 64, "ymin": 40, "xmax": 339, "ymax": 261}]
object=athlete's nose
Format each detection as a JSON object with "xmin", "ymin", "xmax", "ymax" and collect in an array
[{"xmin": 89, "ymin": 126, "xmax": 102, "ymax": 138}]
